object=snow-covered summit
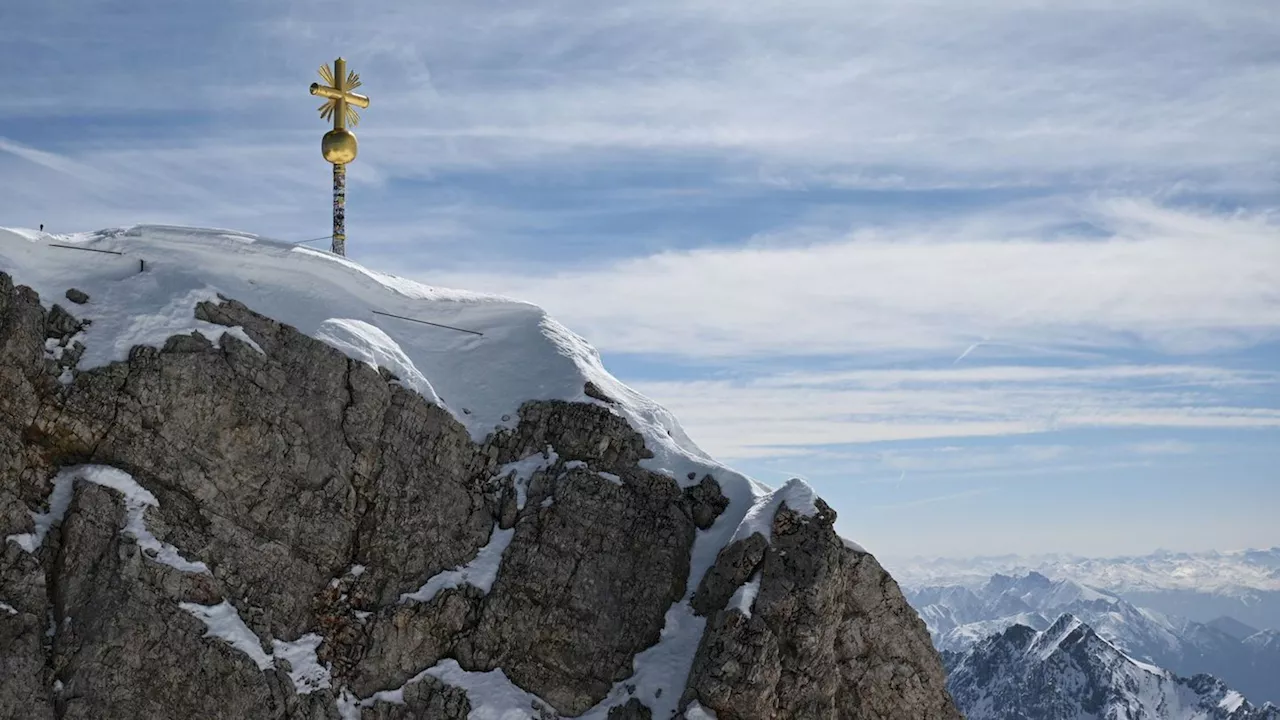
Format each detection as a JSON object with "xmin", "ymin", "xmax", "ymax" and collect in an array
[
  {"xmin": 0, "ymin": 223, "xmax": 814, "ymax": 543},
  {"xmin": 1, "ymin": 224, "xmax": 714, "ymax": 474}
]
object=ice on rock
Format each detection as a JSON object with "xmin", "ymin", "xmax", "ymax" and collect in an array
[
  {"xmin": 6, "ymin": 465, "xmax": 207, "ymax": 574},
  {"xmin": 179, "ymin": 601, "xmax": 273, "ymax": 670}
]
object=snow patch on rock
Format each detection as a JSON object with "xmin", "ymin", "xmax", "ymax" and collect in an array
[
  {"xmin": 1220, "ymin": 691, "xmax": 1245, "ymax": 713},
  {"xmin": 179, "ymin": 601, "xmax": 273, "ymax": 670},
  {"xmin": 342, "ymin": 659, "xmax": 556, "ymax": 719},
  {"xmin": 5, "ymin": 468, "xmax": 76, "ymax": 552},
  {"xmin": 272, "ymin": 634, "xmax": 331, "ymax": 694},
  {"xmin": 198, "ymin": 325, "xmax": 264, "ymax": 355},
  {"xmin": 496, "ymin": 448, "xmax": 560, "ymax": 511},
  {"xmin": 6, "ymin": 465, "xmax": 207, "ymax": 574},
  {"xmin": 181, "ymin": 601, "xmax": 333, "ymax": 695},
  {"xmin": 728, "ymin": 574, "xmax": 761, "ymax": 619},
  {"xmin": 579, "ymin": 601, "xmax": 707, "ymax": 719},
  {"xmin": 425, "ymin": 660, "xmax": 557, "ymax": 717},
  {"xmin": 841, "ymin": 535, "xmax": 867, "ymax": 553},
  {"xmin": 685, "ymin": 700, "xmax": 719, "ymax": 719},
  {"xmin": 315, "ymin": 318, "xmax": 441, "ymax": 406},
  {"xmin": 401, "ymin": 524, "xmax": 515, "ymax": 604}
]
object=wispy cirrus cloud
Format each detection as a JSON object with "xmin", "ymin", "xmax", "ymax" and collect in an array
[
  {"xmin": 291, "ymin": 0, "xmax": 1279, "ymax": 188},
  {"xmin": 3, "ymin": 0, "xmax": 1279, "ymax": 235}
]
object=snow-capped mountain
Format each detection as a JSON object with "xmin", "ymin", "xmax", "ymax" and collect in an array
[
  {"xmin": 889, "ymin": 548, "xmax": 1280, "ymax": 631},
  {"xmin": 891, "ymin": 548, "xmax": 1280, "ymax": 595},
  {"xmin": 1212, "ymin": 617, "xmax": 1264, "ymax": 642},
  {"xmin": 908, "ymin": 572, "xmax": 1182, "ymax": 654},
  {"xmin": 937, "ymin": 611, "xmax": 1053, "ymax": 650},
  {"xmin": 945, "ymin": 614, "xmax": 1280, "ymax": 720},
  {"xmin": 1245, "ymin": 629, "xmax": 1280, "ymax": 654},
  {"xmin": 906, "ymin": 571, "xmax": 1280, "ymax": 705}
]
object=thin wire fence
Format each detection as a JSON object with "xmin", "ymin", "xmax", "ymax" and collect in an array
[{"xmin": 43, "ymin": 240, "xmax": 484, "ymax": 337}]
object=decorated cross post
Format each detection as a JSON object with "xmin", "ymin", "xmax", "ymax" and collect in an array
[{"xmin": 310, "ymin": 58, "xmax": 370, "ymax": 256}]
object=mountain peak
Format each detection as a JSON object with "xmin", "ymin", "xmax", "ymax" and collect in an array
[
  {"xmin": 996, "ymin": 623, "xmax": 1041, "ymax": 651},
  {"xmin": 1024, "ymin": 570, "xmax": 1053, "ymax": 586},
  {"xmin": 1045, "ymin": 611, "xmax": 1081, "ymax": 632},
  {"xmin": 1028, "ymin": 613, "xmax": 1088, "ymax": 658},
  {"xmin": 1208, "ymin": 616, "xmax": 1261, "ymax": 641},
  {"xmin": 948, "ymin": 615, "xmax": 1280, "ymax": 720},
  {"xmin": 909, "ymin": 568, "xmax": 1280, "ymax": 711}
]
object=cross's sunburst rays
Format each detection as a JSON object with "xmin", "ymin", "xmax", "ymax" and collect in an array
[{"xmin": 315, "ymin": 65, "xmax": 365, "ymax": 126}]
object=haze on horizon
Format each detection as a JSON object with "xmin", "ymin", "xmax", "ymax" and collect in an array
[{"xmin": 1, "ymin": 0, "xmax": 1277, "ymax": 559}]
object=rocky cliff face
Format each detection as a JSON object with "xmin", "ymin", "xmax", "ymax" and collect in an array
[{"xmin": 0, "ymin": 269, "xmax": 960, "ymax": 720}]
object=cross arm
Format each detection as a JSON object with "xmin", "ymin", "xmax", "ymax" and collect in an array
[{"xmin": 310, "ymin": 83, "xmax": 371, "ymax": 108}]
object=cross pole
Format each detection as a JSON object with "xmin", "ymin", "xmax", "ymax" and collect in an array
[{"xmin": 310, "ymin": 58, "xmax": 370, "ymax": 256}]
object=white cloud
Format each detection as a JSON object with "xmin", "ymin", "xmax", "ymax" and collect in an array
[
  {"xmin": 625, "ymin": 364, "xmax": 1280, "ymax": 458},
  {"xmin": 432, "ymin": 200, "xmax": 1280, "ymax": 359}
]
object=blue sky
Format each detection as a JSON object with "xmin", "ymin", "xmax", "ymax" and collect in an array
[{"xmin": 2, "ymin": 0, "xmax": 1278, "ymax": 558}]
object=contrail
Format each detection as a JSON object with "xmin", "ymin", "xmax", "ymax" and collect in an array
[{"xmin": 952, "ymin": 342, "xmax": 983, "ymax": 364}]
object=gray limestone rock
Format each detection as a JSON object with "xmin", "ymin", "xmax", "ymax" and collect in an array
[
  {"xmin": 682, "ymin": 474, "xmax": 729, "ymax": 531},
  {"xmin": 684, "ymin": 501, "xmax": 963, "ymax": 720},
  {"xmin": 583, "ymin": 381, "xmax": 616, "ymax": 405},
  {"xmin": 360, "ymin": 675, "xmax": 471, "ymax": 719},
  {"xmin": 48, "ymin": 482, "xmax": 325, "ymax": 720},
  {"xmin": 0, "ymin": 543, "xmax": 52, "ymax": 720},
  {"xmin": 607, "ymin": 698, "xmax": 654, "ymax": 719},
  {"xmin": 459, "ymin": 465, "xmax": 695, "ymax": 715},
  {"xmin": 348, "ymin": 586, "xmax": 483, "ymax": 698},
  {"xmin": 44, "ymin": 304, "xmax": 86, "ymax": 340},
  {"xmin": 691, "ymin": 533, "xmax": 768, "ymax": 617},
  {"xmin": 685, "ymin": 609, "xmax": 782, "ymax": 716}
]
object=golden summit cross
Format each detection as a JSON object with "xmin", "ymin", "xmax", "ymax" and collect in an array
[{"xmin": 309, "ymin": 58, "xmax": 370, "ymax": 256}]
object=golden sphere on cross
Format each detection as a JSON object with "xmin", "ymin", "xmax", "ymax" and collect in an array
[{"xmin": 322, "ymin": 128, "xmax": 359, "ymax": 164}]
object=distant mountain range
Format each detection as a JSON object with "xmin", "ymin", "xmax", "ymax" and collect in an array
[
  {"xmin": 889, "ymin": 547, "xmax": 1280, "ymax": 630},
  {"xmin": 904, "ymin": 570, "xmax": 1280, "ymax": 707},
  {"xmin": 944, "ymin": 614, "xmax": 1280, "ymax": 720}
]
